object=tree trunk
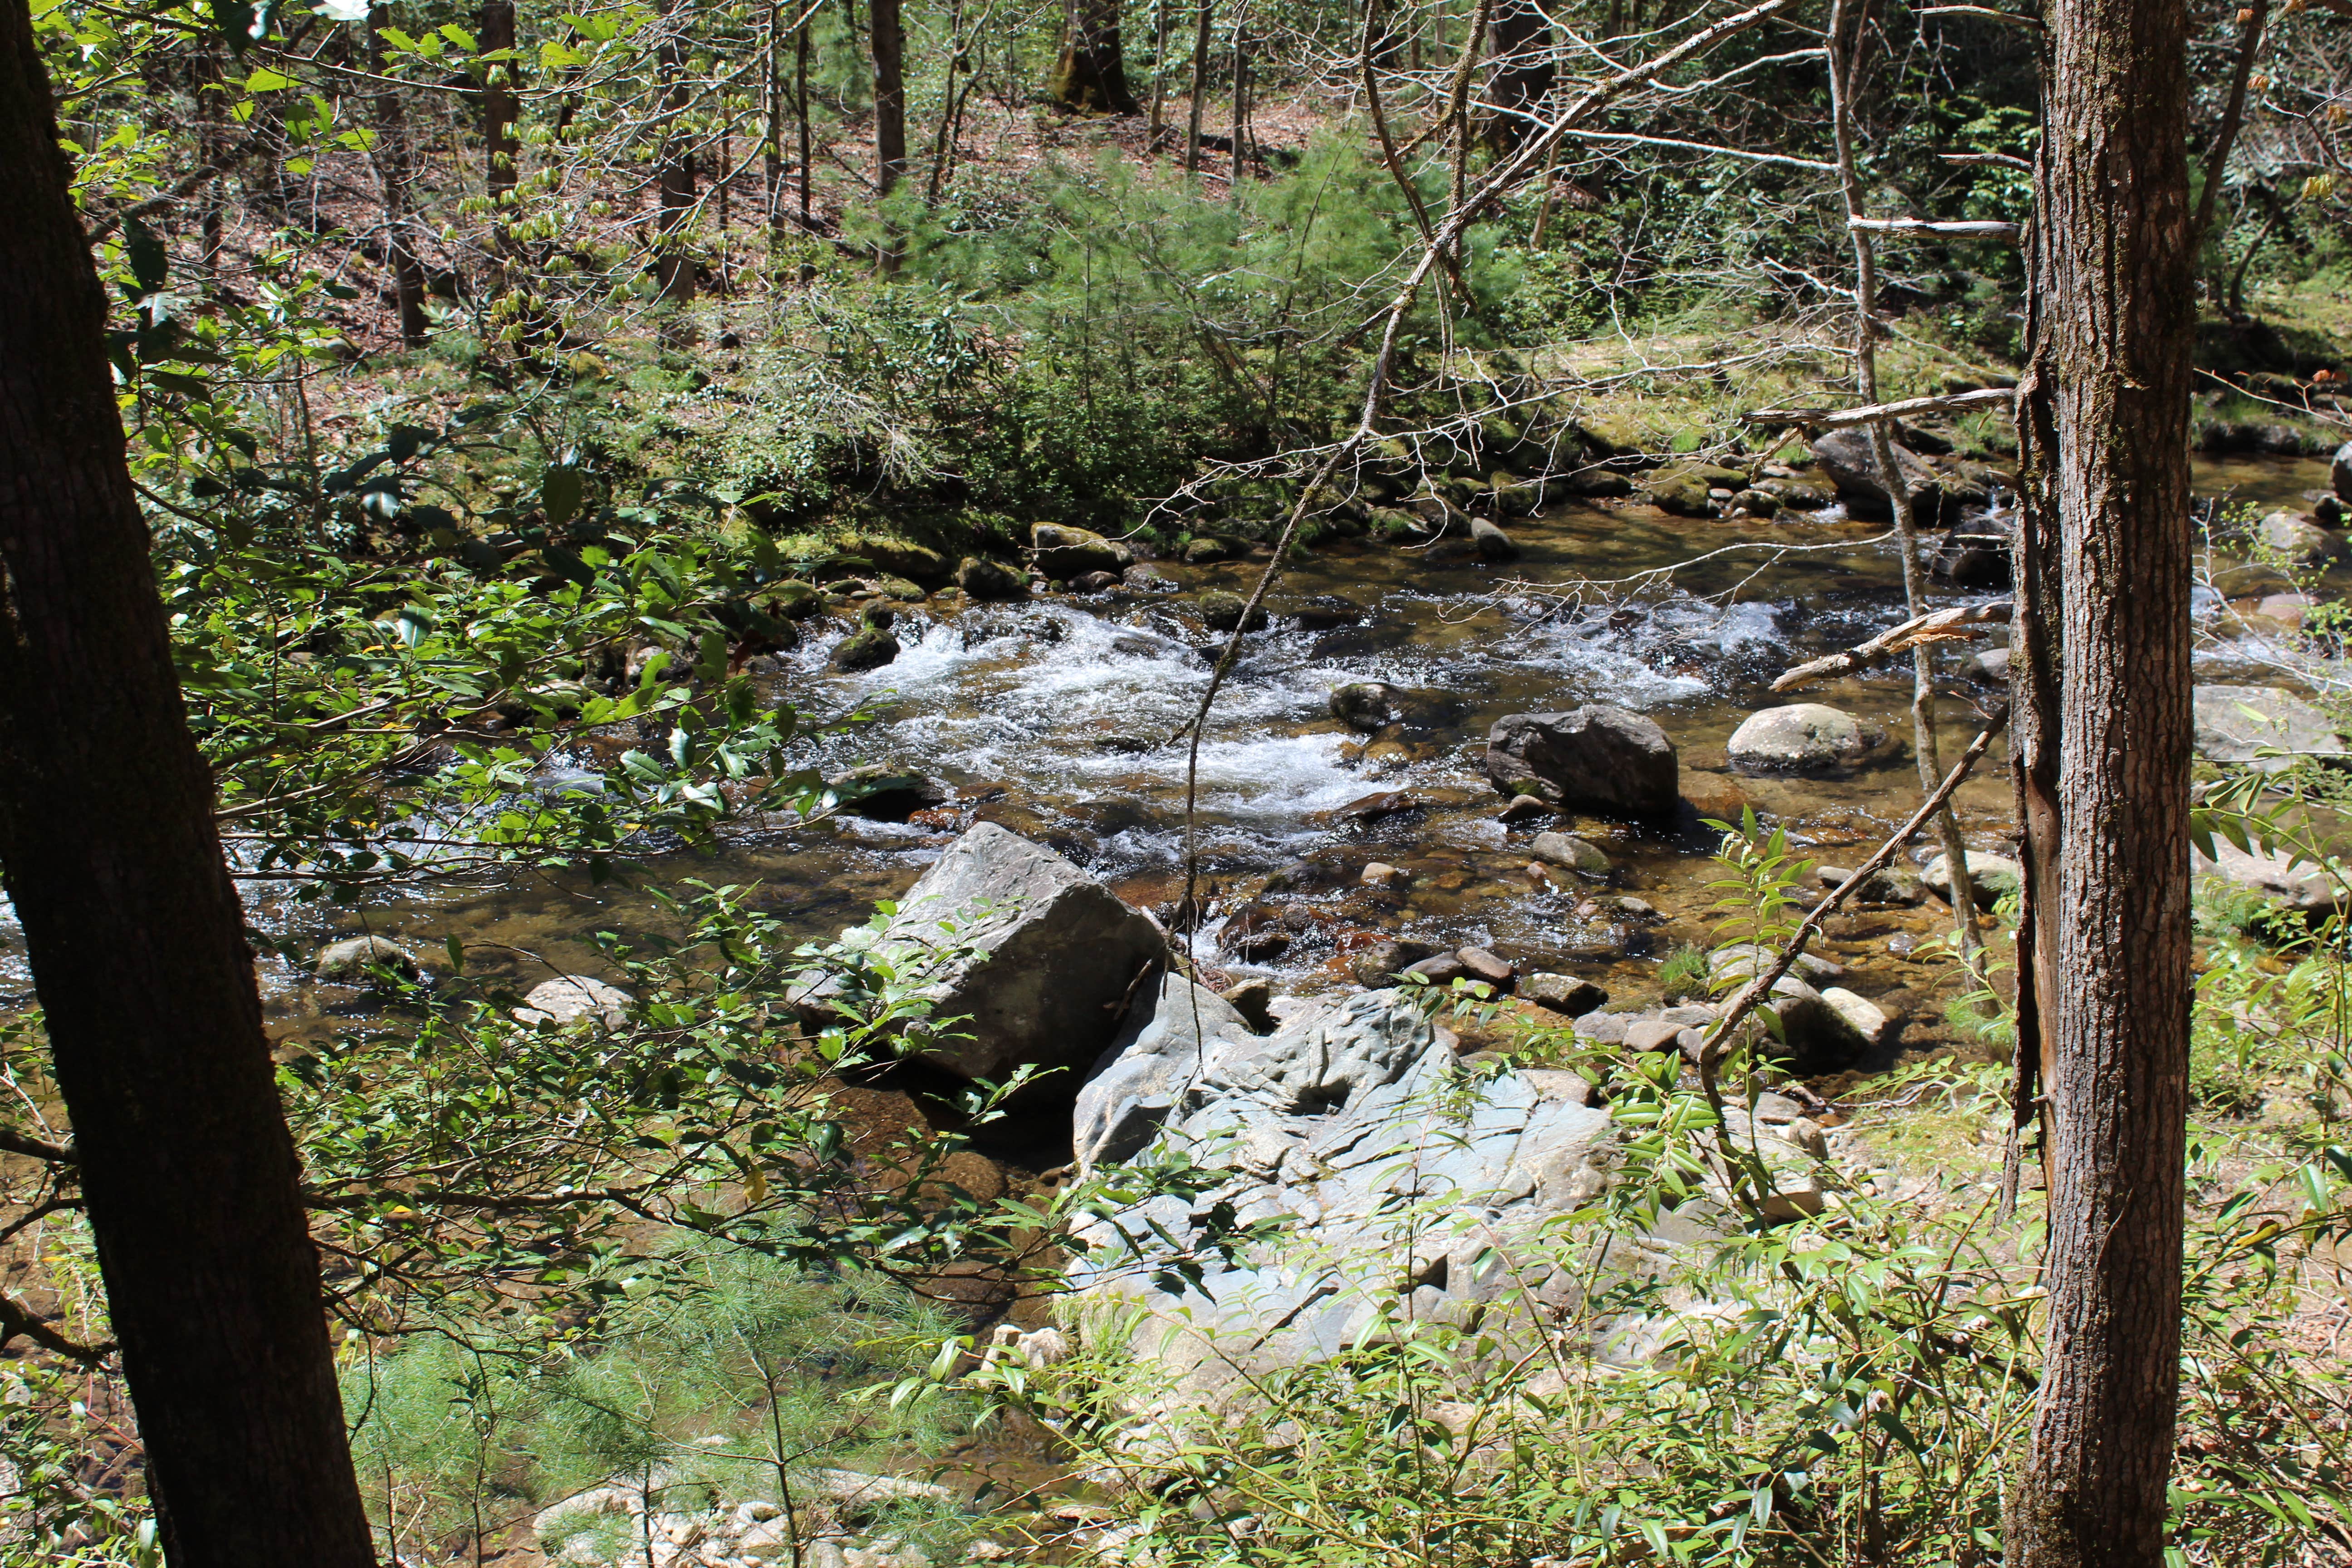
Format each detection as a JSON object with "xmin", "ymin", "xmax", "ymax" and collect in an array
[
  {"xmin": 1228, "ymin": 10, "xmax": 1246, "ymax": 196},
  {"xmin": 2006, "ymin": 0, "xmax": 2198, "ymax": 1551},
  {"xmin": 1482, "ymin": 0, "xmax": 1553, "ymax": 150},
  {"xmin": 766, "ymin": 0, "xmax": 785, "ymax": 245},
  {"xmin": 656, "ymin": 2, "xmax": 698, "ymax": 304},
  {"xmin": 368, "ymin": 11, "xmax": 428, "ymax": 347},
  {"xmin": 1052, "ymin": 0, "xmax": 1138, "ymax": 113},
  {"xmin": 1183, "ymin": 0, "xmax": 1212, "ymax": 174},
  {"xmin": 871, "ymin": 0, "xmax": 906, "ymax": 271},
  {"xmin": 0, "ymin": 8, "xmax": 377, "ymax": 1564},
  {"xmin": 479, "ymin": 0, "xmax": 519, "ymax": 260}
]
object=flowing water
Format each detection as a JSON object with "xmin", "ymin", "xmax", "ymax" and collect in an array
[{"xmin": 226, "ymin": 450, "xmax": 2339, "ymax": 1062}]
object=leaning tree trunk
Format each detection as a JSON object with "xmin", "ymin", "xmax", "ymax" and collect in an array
[
  {"xmin": 1051, "ymin": 0, "xmax": 1139, "ymax": 113},
  {"xmin": 2006, "ymin": 0, "xmax": 2199, "ymax": 1552},
  {"xmin": 0, "ymin": 7, "xmax": 377, "ymax": 1564}
]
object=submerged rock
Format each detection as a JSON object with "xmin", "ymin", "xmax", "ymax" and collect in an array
[
  {"xmin": 1726, "ymin": 703, "xmax": 1870, "ymax": 772},
  {"xmin": 1329, "ymin": 681, "xmax": 1398, "ymax": 731},
  {"xmin": 2253, "ymin": 511, "xmax": 2347, "ymax": 567},
  {"xmin": 513, "ymin": 975, "xmax": 631, "ymax": 1028},
  {"xmin": 858, "ymin": 823, "xmax": 1166, "ymax": 1082},
  {"xmin": 1530, "ymin": 831, "xmax": 1611, "ymax": 875},
  {"xmin": 314, "ymin": 935, "xmax": 425, "ymax": 982},
  {"xmin": 1485, "ymin": 706, "xmax": 1679, "ymax": 821},
  {"xmin": 2193, "ymin": 684, "xmax": 2347, "ymax": 772}
]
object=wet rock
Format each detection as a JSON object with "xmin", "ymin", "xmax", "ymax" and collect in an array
[
  {"xmin": 1222, "ymin": 905, "xmax": 1294, "ymax": 962},
  {"xmin": 1330, "ymin": 681, "xmax": 1398, "ymax": 731},
  {"xmin": 2193, "ymin": 837, "xmax": 2347, "ymax": 916},
  {"xmin": 1360, "ymin": 861, "xmax": 1408, "ymax": 888},
  {"xmin": 1123, "ymin": 563, "xmax": 1180, "ymax": 592},
  {"xmin": 1457, "ymin": 947, "xmax": 1516, "ymax": 986},
  {"xmin": 1403, "ymin": 953, "xmax": 1469, "ymax": 985},
  {"xmin": 1199, "ymin": 590, "xmax": 1269, "ymax": 633},
  {"xmin": 1221, "ymin": 977, "xmax": 1278, "ymax": 1033},
  {"xmin": 1731, "ymin": 488, "xmax": 1781, "ymax": 517},
  {"xmin": 1813, "ymin": 862, "xmax": 1926, "ymax": 906},
  {"xmin": 514, "ymin": 975, "xmax": 632, "ymax": 1028},
  {"xmin": 1616, "ymin": 896, "xmax": 1658, "ymax": 921},
  {"xmin": 2253, "ymin": 511, "xmax": 2348, "ymax": 566},
  {"xmin": 1069, "ymin": 569, "xmax": 1122, "ymax": 593},
  {"xmin": 1710, "ymin": 943, "xmax": 1843, "ymax": 983},
  {"xmin": 1746, "ymin": 977, "xmax": 1871, "ymax": 1074},
  {"xmin": 1530, "ymin": 831, "xmax": 1611, "ymax": 876},
  {"xmin": 1486, "ymin": 706, "xmax": 1680, "ymax": 822},
  {"xmin": 1809, "ymin": 429, "xmax": 1949, "ymax": 523},
  {"xmin": 1755, "ymin": 475, "xmax": 1836, "ymax": 511},
  {"xmin": 1469, "ymin": 516, "xmax": 1520, "ymax": 561},
  {"xmin": 314, "ymin": 935, "xmax": 425, "ymax": 982},
  {"xmin": 1964, "ymin": 646, "xmax": 2012, "ymax": 683},
  {"xmin": 1294, "ymin": 595, "xmax": 1365, "ymax": 629},
  {"xmin": 1819, "ymin": 986, "xmax": 1898, "ymax": 1051},
  {"xmin": 1563, "ymin": 467, "xmax": 1634, "ymax": 498},
  {"xmin": 827, "ymin": 764, "xmax": 947, "ymax": 820},
  {"xmin": 1351, "ymin": 937, "xmax": 1440, "ymax": 985},
  {"xmin": 1726, "ymin": 703, "xmax": 1869, "ymax": 772},
  {"xmin": 2336, "ymin": 439, "xmax": 2352, "ymax": 503},
  {"xmin": 1642, "ymin": 463, "xmax": 1745, "ymax": 517},
  {"xmin": 1680, "ymin": 774, "xmax": 1752, "ymax": 823},
  {"xmin": 1922, "ymin": 850, "xmax": 2025, "ymax": 902},
  {"xmin": 1032, "ymin": 523, "xmax": 1128, "ymax": 578},
  {"xmin": 859, "ymin": 823, "xmax": 1167, "ymax": 1082},
  {"xmin": 1524, "ymin": 973, "xmax": 1607, "ymax": 1016},
  {"xmin": 831, "ymin": 624, "xmax": 900, "ymax": 671},
  {"xmin": 1073, "ymin": 972, "xmax": 1258, "ymax": 1171},
  {"xmin": 2193, "ymin": 684, "xmax": 2347, "ymax": 772},
  {"xmin": 1182, "ymin": 535, "xmax": 1233, "ymax": 564},
  {"xmin": 1497, "ymin": 793, "xmax": 1552, "ymax": 823},
  {"xmin": 956, "ymin": 555, "xmax": 1028, "ymax": 600},
  {"xmin": 1626, "ymin": 1016, "xmax": 1696, "ymax": 1054},
  {"xmin": 1321, "ymin": 790, "xmax": 1424, "ymax": 827}
]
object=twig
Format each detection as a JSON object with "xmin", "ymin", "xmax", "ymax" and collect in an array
[
  {"xmin": 0, "ymin": 1127, "xmax": 77, "ymax": 1165},
  {"xmin": 1771, "ymin": 602, "xmax": 2014, "ymax": 691}
]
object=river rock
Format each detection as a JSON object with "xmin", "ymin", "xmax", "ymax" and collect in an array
[
  {"xmin": 860, "ymin": 823, "xmax": 1166, "ymax": 1082},
  {"xmin": 2192, "ymin": 837, "xmax": 2347, "ymax": 916},
  {"xmin": 1350, "ymin": 937, "xmax": 1440, "ymax": 985},
  {"xmin": 1709, "ymin": 943, "xmax": 1843, "ymax": 983},
  {"xmin": 2253, "ymin": 511, "xmax": 2348, "ymax": 566},
  {"xmin": 1813, "ymin": 862, "xmax": 1926, "ymax": 906},
  {"xmin": 1403, "ymin": 953, "xmax": 1468, "ymax": 985},
  {"xmin": 956, "ymin": 555, "xmax": 1028, "ymax": 600},
  {"xmin": 1069, "ymin": 569, "xmax": 1121, "ymax": 593},
  {"xmin": 1032, "ymin": 523, "xmax": 1128, "ymax": 578},
  {"xmin": 1808, "ymin": 429, "xmax": 1948, "ymax": 523},
  {"xmin": 1922, "ymin": 850, "xmax": 2025, "ymax": 901},
  {"xmin": 314, "ymin": 934, "xmax": 425, "ymax": 982},
  {"xmin": 1819, "ymin": 986, "xmax": 1898, "ymax": 1051},
  {"xmin": 1497, "ymin": 794, "xmax": 1551, "ymax": 823},
  {"xmin": 1642, "ymin": 462, "xmax": 1745, "ymax": 517},
  {"xmin": 1486, "ymin": 706, "xmax": 1679, "ymax": 821},
  {"xmin": 2193, "ymin": 684, "xmax": 2347, "ymax": 772},
  {"xmin": 827, "ymin": 764, "xmax": 947, "ymax": 820},
  {"xmin": 1329, "ymin": 681, "xmax": 1398, "ymax": 731},
  {"xmin": 1065, "ymin": 990, "xmax": 1660, "ymax": 1388},
  {"xmin": 1530, "ymin": 831, "xmax": 1611, "ymax": 875},
  {"xmin": 1199, "ymin": 590, "xmax": 1269, "ymax": 633},
  {"xmin": 1726, "ymin": 703, "xmax": 1869, "ymax": 772},
  {"xmin": 1221, "ymin": 977, "xmax": 1278, "ymax": 1033},
  {"xmin": 1964, "ymin": 646, "xmax": 2011, "ymax": 684},
  {"xmin": 1469, "ymin": 516, "xmax": 1519, "ymax": 561},
  {"xmin": 1456, "ymin": 947, "xmax": 1516, "ymax": 986},
  {"xmin": 831, "ymin": 625, "xmax": 900, "ymax": 671},
  {"xmin": 1073, "ymin": 971, "xmax": 1259, "ymax": 1171},
  {"xmin": 1524, "ymin": 974, "xmax": 1607, "ymax": 1016},
  {"xmin": 514, "ymin": 975, "xmax": 632, "ymax": 1028}
]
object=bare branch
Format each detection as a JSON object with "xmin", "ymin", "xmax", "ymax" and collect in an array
[
  {"xmin": 1743, "ymin": 385, "xmax": 2018, "ymax": 427},
  {"xmin": 1771, "ymin": 602, "xmax": 2015, "ymax": 691}
]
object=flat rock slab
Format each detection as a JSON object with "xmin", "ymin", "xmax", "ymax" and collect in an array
[{"xmin": 2193, "ymin": 684, "xmax": 2347, "ymax": 773}]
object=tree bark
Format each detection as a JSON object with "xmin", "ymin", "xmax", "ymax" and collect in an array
[
  {"xmin": 871, "ymin": 0, "xmax": 906, "ymax": 271},
  {"xmin": 1482, "ymin": 0, "xmax": 1553, "ymax": 150},
  {"xmin": 1052, "ymin": 0, "xmax": 1138, "ymax": 113},
  {"xmin": 479, "ymin": 0, "xmax": 519, "ymax": 260},
  {"xmin": 367, "ymin": 10, "xmax": 428, "ymax": 347},
  {"xmin": 0, "ymin": 7, "xmax": 376, "ymax": 1564},
  {"xmin": 2006, "ymin": 0, "xmax": 2198, "ymax": 1551},
  {"xmin": 655, "ymin": 1, "xmax": 698, "ymax": 304},
  {"xmin": 1183, "ymin": 0, "xmax": 1212, "ymax": 174}
]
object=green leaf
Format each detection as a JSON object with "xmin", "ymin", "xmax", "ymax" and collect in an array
[{"xmin": 542, "ymin": 465, "xmax": 585, "ymax": 528}]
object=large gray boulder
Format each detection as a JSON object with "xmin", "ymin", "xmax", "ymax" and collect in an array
[
  {"xmin": 2194, "ymin": 684, "xmax": 2347, "ymax": 773},
  {"xmin": 1725, "ymin": 703, "xmax": 1870, "ymax": 772},
  {"xmin": 864, "ymin": 823, "xmax": 1167, "ymax": 1081},
  {"xmin": 2193, "ymin": 837, "xmax": 2346, "ymax": 916},
  {"xmin": 1073, "ymin": 971, "xmax": 1259, "ymax": 1172},
  {"xmin": 1485, "ymin": 706, "xmax": 1679, "ymax": 821}
]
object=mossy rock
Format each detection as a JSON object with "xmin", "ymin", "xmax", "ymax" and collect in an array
[
  {"xmin": 847, "ymin": 536, "xmax": 951, "ymax": 583},
  {"xmin": 830, "ymin": 625, "xmax": 900, "ymax": 671},
  {"xmin": 771, "ymin": 581, "xmax": 826, "ymax": 619},
  {"xmin": 1199, "ymin": 590, "xmax": 1269, "ymax": 633},
  {"xmin": 956, "ymin": 556, "xmax": 1028, "ymax": 601},
  {"xmin": 1641, "ymin": 462, "xmax": 1748, "ymax": 517},
  {"xmin": 873, "ymin": 575, "xmax": 927, "ymax": 601}
]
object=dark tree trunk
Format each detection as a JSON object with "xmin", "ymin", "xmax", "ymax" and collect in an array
[
  {"xmin": 871, "ymin": 0, "xmax": 906, "ymax": 270},
  {"xmin": 1052, "ymin": 0, "xmax": 1138, "ymax": 113},
  {"xmin": 367, "ymin": 11, "xmax": 428, "ymax": 347},
  {"xmin": 0, "ymin": 8, "xmax": 376, "ymax": 1565},
  {"xmin": 1182, "ymin": 0, "xmax": 1212, "ymax": 174},
  {"xmin": 479, "ymin": 0, "xmax": 519, "ymax": 257},
  {"xmin": 2006, "ymin": 0, "xmax": 2198, "ymax": 1552},
  {"xmin": 656, "ymin": 3, "xmax": 698, "ymax": 304},
  {"xmin": 1482, "ymin": 0, "xmax": 1553, "ymax": 149}
]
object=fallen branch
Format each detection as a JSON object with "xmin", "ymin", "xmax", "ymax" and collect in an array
[
  {"xmin": 1771, "ymin": 601, "xmax": 2014, "ymax": 691},
  {"xmin": 0, "ymin": 1290, "xmax": 114, "ymax": 1367},
  {"xmin": 1742, "ymin": 385, "xmax": 2017, "ymax": 427},
  {"xmin": 1694, "ymin": 701, "xmax": 2012, "ymax": 1097},
  {"xmin": 0, "ymin": 1126, "xmax": 76, "ymax": 1165},
  {"xmin": 1848, "ymin": 216, "xmax": 2022, "ymax": 240}
]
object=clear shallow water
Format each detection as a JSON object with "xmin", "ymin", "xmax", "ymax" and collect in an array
[{"xmin": 0, "ymin": 453, "xmax": 2334, "ymax": 1039}]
